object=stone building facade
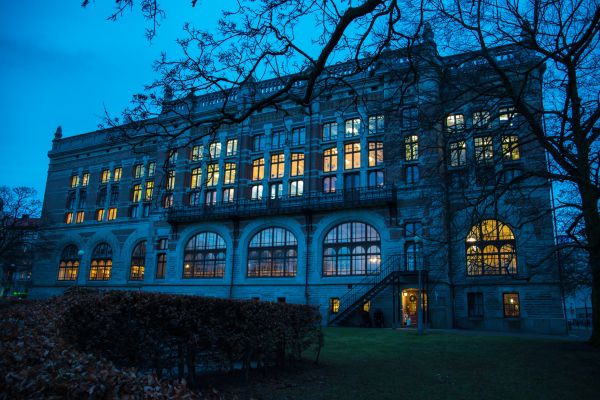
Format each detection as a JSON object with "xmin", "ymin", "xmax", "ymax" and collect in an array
[{"xmin": 30, "ymin": 34, "xmax": 566, "ymax": 334}]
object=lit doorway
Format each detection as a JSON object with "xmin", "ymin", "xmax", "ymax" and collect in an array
[{"xmin": 401, "ymin": 288, "xmax": 427, "ymax": 327}]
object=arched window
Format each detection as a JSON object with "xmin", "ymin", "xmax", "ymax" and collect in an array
[
  {"xmin": 129, "ymin": 241, "xmax": 146, "ymax": 280},
  {"xmin": 247, "ymin": 227, "xmax": 298, "ymax": 277},
  {"xmin": 183, "ymin": 232, "xmax": 226, "ymax": 278},
  {"xmin": 323, "ymin": 222, "xmax": 381, "ymax": 276},
  {"xmin": 466, "ymin": 220, "xmax": 516, "ymax": 275},
  {"xmin": 89, "ymin": 242, "xmax": 113, "ymax": 281},
  {"xmin": 57, "ymin": 245, "xmax": 79, "ymax": 281}
]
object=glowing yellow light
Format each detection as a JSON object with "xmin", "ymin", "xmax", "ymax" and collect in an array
[
  {"xmin": 403, "ymin": 292, "xmax": 408, "ymax": 297},
  {"xmin": 466, "ymin": 236, "xmax": 477, "ymax": 243}
]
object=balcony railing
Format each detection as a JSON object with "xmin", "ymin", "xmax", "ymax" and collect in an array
[{"xmin": 167, "ymin": 184, "xmax": 396, "ymax": 223}]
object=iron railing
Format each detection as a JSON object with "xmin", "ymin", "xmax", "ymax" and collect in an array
[{"xmin": 167, "ymin": 184, "xmax": 396, "ymax": 223}]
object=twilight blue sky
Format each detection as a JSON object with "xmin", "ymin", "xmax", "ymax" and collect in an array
[{"xmin": 0, "ymin": 1, "xmax": 227, "ymax": 200}]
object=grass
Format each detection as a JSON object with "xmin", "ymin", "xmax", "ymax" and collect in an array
[{"xmin": 227, "ymin": 328, "xmax": 600, "ymax": 400}]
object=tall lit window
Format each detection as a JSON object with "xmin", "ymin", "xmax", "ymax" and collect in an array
[
  {"xmin": 502, "ymin": 135, "xmax": 520, "ymax": 161},
  {"xmin": 57, "ymin": 245, "xmax": 79, "ymax": 281},
  {"xmin": 323, "ymin": 176, "xmax": 336, "ymax": 193},
  {"xmin": 191, "ymin": 145, "xmax": 204, "ymax": 161},
  {"xmin": 253, "ymin": 134, "xmax": 265, "ymax": 151},
  {"xmin": 323, "ymin": 222, "xmax": 381, "ymax": 276},
  {"xmin": 402, "ymin": 107, "xmax": 418, "ymax": 129},
  {"xmin": 131, "ymin": 184, "xmax": 142, "ymax": 202},
  {"xmin": 270, "ymin": 182, "xmax": 283, "ymax": 199},
  {"xmin": 145, "ymin": 180, "xmax": 154, "ymax": 201},
  {"xmin": 368, "ymin": 115, "xmax": 384, "ymax": 135},
  {"xmin": 405, "ymin": 135, "xmax": 419, "ymax": 161},
  {"xmin": 291, "ymin": 127, "xmax": 306, "ymax": 146},
  {"xmin": 190, "ymin": 167, "xmax": 202, "ymax": 189},
  {"xmin": 503, "ymin": 293, "xmax": 520, "ymax": 317},
  {"xmin": 113, "ymin": 167, "xmax": 122, "ymax": 182},
  {"xmin": 133, "ymin": 164, "xmax": 145, "ymax": 179},
  {"xmin": 446, "ymin": 113, "xmax": 465, "ymax": 133},
  {"xmin": 89, "ymin": 242, "xmax": 112, "ymax": 281},
  {"xmin": 466, "ymin": 219, "xmax": 517, "ymax": 275},
  {"xmin": 223, "ymin": 187, "xmax": 235, "ymax": 203},
  {"xmin": 499, "ymin": 106, "xmax": 517, "ymax": 125},
  {"xmin": 226, "ymin": 139, "xmax": 238, "ymax": 156},
  {"xmin": 473, "ymin": 111, "xmax": 490, "ymax": 128},
  {"xmin": 81, "ymin": 173, "xmax": 89, "ymax": 187},
  {"xmin": 289, "ymin": 180, "xmax": 304, "ymax": 197},
  {"xmin": 252, "ymin": 158, "xmax": 265, "ymax": 181},
  {"xmin": 129, "ymin": 241, "xmax": 146, "ymax": 281},
  {"xmin": 207, "ymin": 164, "xmax": 219, "ymax": 186},
  {"xmin": 368, "ymin": 170, "xmax": 384, "ymax": 187},
  {"xmin": 474, "ymin": 136, "xmax": 494, "ymax": 164},
  {"xmin": 368, "ymin": 141, "xmax": 384, "ymax": 166},
  {"xmin": 272, "ymin": 131, "xmax": 286, "ymax": 149},
  {"xmin": 70, "ymin": 174, "xmax": 80, "ymax": 188},
  {"xmin": 330, "ymin": 298, "xmax": 340, "ymax": 313},
  {"xmin": 450, "ymin": 141, "xmax": 467, "ymax": 167},
  {"xmin": 344, "ymin": 143, "xmax": 361, "ymax": 170},
  {"xmin": 270, "ymin": 153, "xmax": 285, "ymax": 178},
  {"xmin": 65, "ymin": 212, "xmax": 73, "ymax": 224},
  {"xmin": 107, "ymin": 207, "xmax": 117, "ymax": 220},
  {"xmin": 290, "ymin": 153, "xmax": 304, "ymax": 177},
  {"xmin": 95, "ymin": 208, "xmax": 105, "ymax": 222},
  {"xmin": 183, "ymin": 232, "xmax": 226, "ymax": 278},
  {"xmin": 323, "ymin": 148, "xmax": 338, "ymax": 172},
  {"xmin": 251, "ymin": 184, "xmax": 263, "ymax": 200},
  {"xmin": 209, "ymin": 142, "xmax": 221, "ymax": 159},
  {"xmin": 147, "ymin": 162, "xmax": 156, "ymax": 177},
  {"xmin": 345, "ymin": 118, "xmax": 361, "ymax": 137},
  {"xmin": 101, "ymin": 169, "xmax": 111, "ymax": 184},
  {"xmin": 322, "ymin": 121, "xmax": 338, "ymax": 141},
  {"xmin": 224, "ymin": 163, "xmax": 236, "ymax": 184},
  {"xmin": 76, "ymin": 211, "xmax": 84, "ymax": 224},
  {"xmin": 166, "ymin": 170, "xmax": 176, "ymax": 190},
  {"xmin": 248, "ymin": 227, "xmax": 298, "ymax": 277}
]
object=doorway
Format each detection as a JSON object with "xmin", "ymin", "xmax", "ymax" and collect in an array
[{"xmin": 401, "ymin": 288, "xmax": 427, "ymax": 327}]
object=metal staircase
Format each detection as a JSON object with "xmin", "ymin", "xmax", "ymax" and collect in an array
[{"xmin": 328, "ymin": 254, "xmax": 414, "ymax": 325}]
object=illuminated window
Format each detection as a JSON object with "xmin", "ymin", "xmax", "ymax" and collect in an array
[
  {"xmin": 253, "ymin": 134, "xmax": 265, "ymax": 151},
  {"xmin": 207, "ymin": 164, "xmax": 219, "ymax": 187},
  {"xmin": 144, "ymin": 180, "xmax": 154, "ymax": 201},
  {"xmin": 113, "ymin": 167, "xmax": 122, "ymax": 182},
  {"xmin": 450, "ymin": 141, "xmax": 467, "ymax": 167},
  {"xmin": 205, "ymin": 190, "xmax": 217, "ymax": 205},
  {"xmin": 226, "ymin": 139, "xmax": 238, "ymax": 156},
  {"xmin": 101, "ymin": 169, "xmax": 111, "ymax": 184},
  {"xmin": 107, "ymin": 207, "xmax": 117, "ymax": 220},
  {"xmin": 323, "ymin": 176, "xmax": 336, "ymax": 193},
  {"xmin": 405, "ymin": 135, "xmax": 418, "ymax": 161},
  {"xmin": 473, "ymin": 111, "xmax": 490, "ymax": 128},
  {"xmin": 129, "ymin": 241, "xmax": 146, "ymax": 281},
  {"xmin": 95, "ymin": 209, "xmax": 105, "ymax": 222},
  {"xmin": 163, "ymin": 194, "xmax": 173, "ymax": 209},
  {"xmin": 406, "ymin": 165, "xmax": 419, "ymax": 185},
  {"xmin": 290, "ymin": 153, "xmax": 304, "ymax": 177},
  {"xmin": 248, "ymin": 227, "xmax": 298, "ymax": 277},
  {"xmin": 502, "ymin": 135, "xmax": 520, "ymax": 161},
  {"xmin": 363, "ymin": 300, "xmax": 371, "ymax": 312},
  {"xmin": 289, "ymin": 180, "xmax": 304, "ymax": 197},
  {"xmin": 323, "ymin": 148, "xmax": 338, "ymax": 172},
  {"xmin": 89, "ymin": 242, "xmax": 112, "ymax": 281},
  {"xmin": 368, "ymin": 141, "xmax": 384, "ymax": 166},
  {"xmin": 499, "ymin": 106, "xmax": 517, "ymax": 125},
  {"xmin": 446, "ymin": 113, "xmax": 465, "ymax": 133},
  {"xmin": 147, "ymin": 162, "xmax": 156, "ymax": 177},
  {"xmin": 131, "ymin": 184, "xmax": 142, "ymax": 202},
  {"xmin": 405, "ymin": 241, "xmax": 422, "ymax": 271},
  {"xmin": 368, "ymin": 115, "xmax": 384, "ymax": 135},
  {"xmin": 252, "ymin": 158, "xmax": 265, "ymax": 181},
  {"xmin": 251, "ymin": 184, "xmax": 263, "ymax": 200},
  {"xmin": 272, "ymin": 131, "xmax": 286, "ymax": 149},
  {"xmin": 189, "ymin": 191, "xmax": 202, "ymax": 206},
  {"xmin": 209, "ymin": 142, "xmax": 222, "ymax": 158},
  {"xmin": 323, "ymin": 222, "xmax": 381, "ymax": 276},
  {"xmin": 474, "ymin": 136, "xmax": 494, "ymax": 164},
  {"xmin": 133, "ymin": 164, "xmax": 144, "ymax": 179},
  {"xmin": 167, "ymin": 149, "xmax": 178, "ymax": 165},
  {"xmin": 109, "ymin": 187, "xmax": 119, "ymax": 205},
  {"xmin": 78, "ymin": 191, "xmax": 86, "ymax": 208},
  {"xmin": 57, "ymin": 245, "xmax": 79, "ymax": 281},
  {"xmin": 70, "ymin": 174, "xmax": 80, "ymax": 188},
  {"xmin": 66, "ymin": 192, "xmax": 75, "ymax": 209},
  {"xmin": 468, "ymin": 292, "xmax": 484, "ymax": 318},
  {"xmin": 76, "ymin": 211, "xmax": 85, "ymax": 224},
  {"xmin": 224, "ymin": 163, "xmax": 236, "ymax": 184},
  {"xmin": 330, "ymin": 298, "xmax": 340, "ymax": 313},
  {"xmin": 270, "ymin": 153, "xmax": 285, "ymax": 178},
  {"xmin": 345, "ymin": 118, "xmax": 361, "ymax": 137},
  {"xmin": 156, "ymin": 253, "xmax": 167, "ymax": 279},
  {"xmin": 291, "ymin": 127, "xmax": 305, "ymax": 146},
  {"xmin": 166, "ymin": 170, "xmax": 176, "ymax": 190},
  {"xmin": 65, "ymin": 212, "xmax": 73, "ymax": 224},
  {"xmin": 270, "ymin": 182, "xmax": 283, "ymax": 199},
  {"xmin": 402, "ymin": 107, "xmax": 418, "ymax": 129},
  {"xmin": 344, "ymin": 142, "xmax": 361, "ymax": 170},
  {"xmin": 466, "ymin": 219, "xmax": 517, "ymax": 276},
  {"xmin": 191, "ymin": 145, "xmax": 204, "ymax": 161},
  {"xmin": 81, "ymin": 173, "xmax": 89, "ymax": 187},
  {"xmin": 223, "ymin": 187, "xmax": 235, "ymax": 203},
  {"xmin": 190, "ymin": 167, "xmax": 202, "ymax": 189},
  {"xmin": 368, "ymin": 170, "xmax": 384, "ymax": 187},
  {"xmin": 503, "ymin": 293, "xmax": 520, "ymax": 317},
  {"xmin": 183, "ymin": 232, "xmax": 226, "ymax": 278},
  {"xmin": 322, "ymin": 121, "xmax": 338, "ymax": 141}
]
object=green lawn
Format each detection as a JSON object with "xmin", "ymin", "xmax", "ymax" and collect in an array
[{"xmin": 240, "ymin": 328, "xmax": 600, "ymax": 400}]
